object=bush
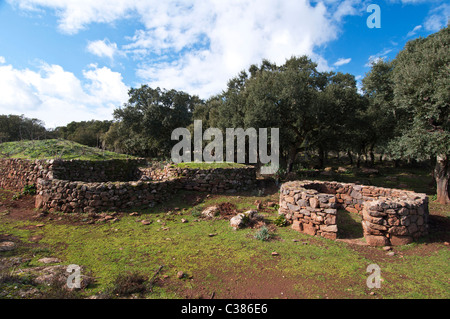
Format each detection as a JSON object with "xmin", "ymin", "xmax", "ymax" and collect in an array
[
  {"xmin": 111, "ymin": 272, "xmax": 148, "ymax": 296},
  {"xmin": 254, "ymin": 226, "xmax": 270, "ymax": 241},
  {"xmin": 274, "ymin": 215, "xmax": 287, "ymax": 227},
  {"xmin": 23, "ymin": 184, "xmax": 37, "ymax": 195},
  {"xmin": 12, "ymin": 184, "xmax": 37, "ymax": 200}
]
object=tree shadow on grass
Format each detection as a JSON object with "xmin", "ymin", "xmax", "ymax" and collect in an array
[{"xmin": 337, "ymin": 209, "xmax": 364, "ymax": 239}]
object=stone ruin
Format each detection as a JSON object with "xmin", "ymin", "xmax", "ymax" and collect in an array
[
  {"xmin": 278, "ymin": 180, "xmax": 429, "ymax": 246},
  {"xmin": 0, "ymin": 158, "xmax": 256, "ymax": 214}
]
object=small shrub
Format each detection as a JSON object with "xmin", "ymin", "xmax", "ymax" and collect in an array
[
  {"xmin": 254, "ymin": 226, "xmax": 270, "ymax": 241},
  {"xmin": 191, "ymin": 207, "xmax": 202, "ymax": 218},
  {"xmin": 23, "ymin": 184, "xmax": 37, "ymax": 195},
  {"xmin": 274, "ymin": 215, "xmax": 287, "ymax": 227},
  {"xmin": 111, "ymin": 272, "xmax": 148, "ymax": 296}
]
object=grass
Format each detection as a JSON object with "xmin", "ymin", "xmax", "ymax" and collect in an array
[
  {"xmin": 0, "ymin": 139, "xmax": 135, "ymax": 161},
  {"xmin": 175, "ymin": 162, "xmax": 248, "ymax": 169}
]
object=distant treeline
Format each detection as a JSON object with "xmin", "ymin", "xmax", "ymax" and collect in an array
[{"xmin": 0, "ymin": 115, "xmax": 112, "ymax": 149}]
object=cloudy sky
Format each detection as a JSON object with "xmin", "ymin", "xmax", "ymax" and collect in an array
[{"xmin": 0, "ymin": 0, "xmax": 448, "ymax": 128}]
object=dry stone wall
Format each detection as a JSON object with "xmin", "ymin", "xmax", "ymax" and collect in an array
[
  {"xmin": 34, "ymin": 164, "xmax": 256, "ymax": 213},
  {"xmin": 0, "ymin": 158, "xmax": 146, "ymax": 191},
  {"xmin": 35, "ymin": 178, "xmax": 184, "ymax": 214},
  {"xmin": 0, "ymin": 159, "xmax": 53, "ymax": 191},
  {"xmin": 279, "ymin": 180, "xmax": 429, "ymax": 246},
  {"xmin": 50, "ymin": 158, "xmax": 147, "ymax": 182},
  {"xmin": 0, "ymin": 157, "xmax": 256, "ymax": 214},
  {"xmin": 139, "ymin": 164, "xmax": 257, "ymax": 193}
]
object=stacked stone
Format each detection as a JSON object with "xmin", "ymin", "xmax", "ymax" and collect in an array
[
  {"xmin": 362, "ymin": 198, "xmax": 429, "ymax": 246},
  {"xmin": 180, "ymin": 167, "xmax": 256, "ymax": 193},
  {"xmin": 0, "ymin": 158, "xmax": 53, "ymax": 191},
  {"xmin": 0, "ymin": 158, "xmax": 146, "ymax": 191},
  {"xmin": 35, "ymin": 178, "xmax": 184, "ymax": 214},
  {"xmin": 139, "ymin": 164, "xmax": 257, "ymax": 193},
  {"xmin": 279, "ymin": 183, "xmax": 339, "ymax": 240},
  {"xmin": 50, "ymin": 158, "xmax": 146, "ymax": 182},
  {"xmin": 279, "ymin": 180, "xmax": 429, "ymax": 246}
]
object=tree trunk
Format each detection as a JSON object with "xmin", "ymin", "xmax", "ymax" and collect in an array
[
  {"xmin": 435, "ymin": 154, "xmax": 450, "ymax": 204},
  {"xmin": 318, "ymin": 146, "xmax": 325, "ymax": 169},
  {"xmin": 369, "ymin": 147, "xmax": 375, "ymax": 167},
  {"xmin": 286, "ymin": 146, "xmax": 297, "ymax": 173},
  {"xmin": 347, "ymin": 150, "xmax": 353, "ymax": 165}
]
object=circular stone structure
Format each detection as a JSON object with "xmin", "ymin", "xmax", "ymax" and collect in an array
[{"xmin": 278, "ymin": 180, "xmax": 429, "ymax": 246}]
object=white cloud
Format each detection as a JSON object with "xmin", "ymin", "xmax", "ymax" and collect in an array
[
  {"xmin": 365, "ymin": 49, "xmax": 393, "ymax": 67},
  {"xmin": 423, "ymin": 3, "xmax": 449, "ymax": 31},
  {"xmin": 127, "ymin": 0, "xmax": 350, "ymax": 98},
  {"xmin": 407, "ymin": 25, "xmax": 423, "ymax": 37},
  {"xmin": 334, "ymin": 58, "xmax": 352, "ymax": 67},
  {"xmin": 0, "ymin": 56, "xmax": 5, "ymax": 64},
  {"xmin": 87, "ymin": 39, "xmax": 119, "ymax": 60},
  {"xmin": 9, "ymin": 0, "xmax": 365, "ymax": 98},
  {"xmin": 0, "ymin": 61, "xmax": 129, "ymax": 127}
]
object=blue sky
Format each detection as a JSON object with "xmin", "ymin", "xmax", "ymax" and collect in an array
[{"xmin": 0, "ymin": 0, "xmax": 448, "ymax": 128}]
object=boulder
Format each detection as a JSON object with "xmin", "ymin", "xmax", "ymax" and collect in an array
[
  {"xmin": 230, "ymin": 210, "xmax": 263, "ymax": 230},
  {"xmin": 0, "ymin": 241, "xmax": 16, "ymax": 252},
  {"xmin": 390, "ymin": 235, "xmax": 413, "ymax": 246},
  {"xmin": 365, "ymin": 235, "xmax": 389, "ymax": 247},
  {"xmin": 201, "ymin": 206, "xmax": 220, "ymax": 219}
]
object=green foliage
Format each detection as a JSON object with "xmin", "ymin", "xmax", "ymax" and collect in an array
[
  {"xmin": 388, "ymin": 26, "xmax": 450, "ymax": 160},
  {"xmin": 106, "ymin": 85, "xmax": 204, "ymax": 157},
  {"xmin": 190, "ymin": 207, "xmax": 202, "ymax": 218},
  {"xmin": 254, "ymin": 226, "xmax": 271, "ymax": 241},
  {"xmin": 55, "ymin": 120, "xmax": 112, "ymax": 148},
  {"xmin": 12, "ymin": 184, "xmax": 37, "ymax": 200},
  {"xmin": 0, "ymin": 114, "xmax": 52, "ymax": 144},
  {"xmin": 274, "ymin": 215, "xmax": 288, "ymax": 227},
  {"xmin": 23, "ymin": 184, "xmax": 37, "ymax": 196}
]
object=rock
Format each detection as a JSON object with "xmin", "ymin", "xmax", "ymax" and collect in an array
[
  {"xmin": 266, "ymin": 202, "xmax": 276, "ymax": 207},
  {"xmin": 271, "ymin": 252, "xmax": 279, "ymax": 256},
  {"xmin": 382, "ymin": 246, "xmax": 392, "ymax": 251},
  {"xmin": 230, "ymin": 210, "xmax": 262, "ymax": 229},
  {"xmin": 16, "ymin": 265, "xmax": 94, "ymax": 289},
  {"xmin": 365, "ymin": 235, "xmax": 389, "ymax": 247},
  {"xmin": 38, "ymin": 257, "xmax": 62, "ymax": 264},
  {"xmin": 208, "ymin": 233, "xmax": 217, "ymax": 237},
  {"xmin": 320, "ymin": 224, "xmax": 338, "ymax": 233},
  {"xmin": 390, "ymin": 235, "xmax": 413, "ymax": 246},
  {"xmin": 201, "ymin": 206, "xmax": 220, "ymax": 219},
  {"xmin": 181, "ymin": 218, "xmax": 188, "ymax": 223},
  {"xmin": 141, "ymin": 220, "xmax": 152, "ymax": 225},
  {"xmin": 129, "ymin": 212, "xmax": 140, "ymax": 216},
  {"xmin": 0, "ymin": 241, "xmax": 16, "ymax": 252},
  {"xmin": 177, "ymin": 271, "xmax": 185, "ymax": 279},
  {"xmin": 230, "ymin": 214, "xmax": 245, "ymax": 230},
  {"xmin": 386, "ymin": 251, "xmax": 396, "ymax": 257},
  {"xmin": 337, "ymin": 167, "xmax": 348, "ymax": 173}
]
